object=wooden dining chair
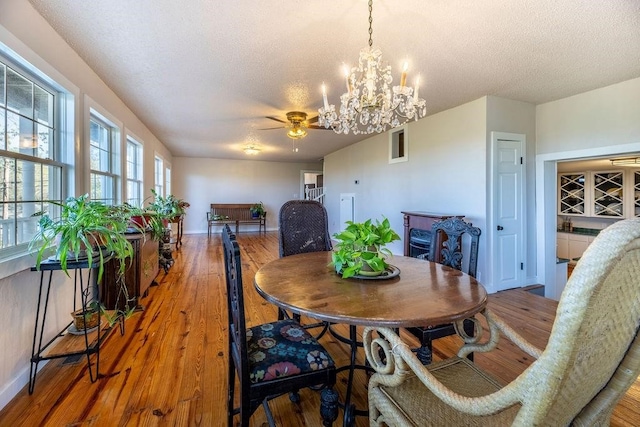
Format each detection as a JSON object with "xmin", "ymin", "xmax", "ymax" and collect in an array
[
  {"xmin": 222, "ymin": 225, "xmax": 338, "ymax": 427},
  {"xmin": 277, "ymin": 200, "xmax": 332, "ymax": 335},
  {"xmin": 364, "ymin": 218, "xmax": 640, "ymax": 426},
  {"xmin": 405, "ymin": 217, "xmax": 481, "ymax": 364}
]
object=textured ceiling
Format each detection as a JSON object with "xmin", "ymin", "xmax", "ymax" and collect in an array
[{"xmin": 28, "ymin": 0, "xmax": 640, "ymax": 162}]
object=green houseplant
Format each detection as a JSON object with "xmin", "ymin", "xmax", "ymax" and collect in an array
[
  {"xmin": 30, "ymin": 194, "xmax": 138, "ymax": 327},
  {"xmin": 250, "ymin": 202, "xmax": 265, "ymax": 218},
  {"xmin": 331, "ymin": 217, "xmax": 401, "ymax": 278},
  {"xmin": 148, "ymin": 189, "xmax": 189, "ymax": 222}
]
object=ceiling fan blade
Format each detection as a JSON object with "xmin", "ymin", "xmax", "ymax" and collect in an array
[
  {"xmin": 307, "ymin": 115, "xmax": 319, "ymax": 124},
  {"xmin": 308, "ymin": 124, "xmax": 332, "ymax": 130},
  {"xmin": 266, "ymin": 116, "xmax": 287, "ymax": 124},
  {"xmin": 258, "ymin": 125, "xmax": 286, "ymax": 130}
]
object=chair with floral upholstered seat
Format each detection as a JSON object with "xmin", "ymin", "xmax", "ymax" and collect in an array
[
  {"xmin": 222, "ymin": 224, "xmax": 338, "ymax": 426},
  {"xmin": 364, "ymin": 218, "xmax": 640, "ymax": 426}
]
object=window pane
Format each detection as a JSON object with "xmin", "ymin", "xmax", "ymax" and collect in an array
[
  {"xmin": 0, "ymin": 64, "xmax": 5, "ymax": 107},
  {"xmin": 36, "ymin": 123, "xmax": 53, "ymax": 159},
  {"xmin": 0, "ymin": 157, "xmax": 61, "ymax": 249},
  {"xmin": 90, "ymin": 173, "xmax": 115, "ymax": 205},
  {"xmin": 6, "ymin": 68, "xmax": 33, "ymax": 119},
  {"xmin": 0, "ymin": 107, "xmax": 5, "ymax": 150},
  {"xmin": 34, "ymin": 85, "xmax": 54, "ymax": 125}
]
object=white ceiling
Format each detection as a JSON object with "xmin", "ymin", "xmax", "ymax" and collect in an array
[{"xmin": 28, "ymin": 0, "xmax": 640, "ymax": 163}]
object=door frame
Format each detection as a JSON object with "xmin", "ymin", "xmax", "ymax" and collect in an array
[
  {"xmin": 535, "ymin": 141, "xmax": 640, "ymax": 298},
  {"xmin": 488, "ymin": 132, "xmax": 526, "ymax": 293}
]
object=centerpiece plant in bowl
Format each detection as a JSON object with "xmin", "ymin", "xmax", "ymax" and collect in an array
[{"xmin": 331, "ymin": 217, "xmax": 401, "ymax": 278}]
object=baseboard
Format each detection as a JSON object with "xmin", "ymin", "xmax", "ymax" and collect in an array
[{"xmin": 0, "ymin": 361, "xmax": 47, "ymax": 410}]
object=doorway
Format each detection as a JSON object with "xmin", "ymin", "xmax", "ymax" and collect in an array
[{"xmin": 535, "ymin": 143, "xmax": 640, "ymax": 298}]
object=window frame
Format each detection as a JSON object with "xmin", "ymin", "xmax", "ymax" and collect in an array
[
  {"xmin": 89, "ymin": 109, "xmax": 121, "ymax": 206},
  {"xmin": 0, "ymin": 52, "xmax": 69, "ymax": 263},
  {"xmin": 125, "ymin": 135, "xmax": 143, "ymax": 207},
  {"xmin": 154, "ymin": 155, "xmax": 164, "ymax": 197}
]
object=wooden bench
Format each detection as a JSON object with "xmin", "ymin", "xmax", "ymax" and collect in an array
[{"xmin": 207, "ymin": 203, "xmax": 266, "ymax": 237}]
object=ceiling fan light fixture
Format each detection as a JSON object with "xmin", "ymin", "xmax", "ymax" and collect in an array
[
  {"xmin": 287, "ymin": 127, "xmax": 307, "ymax": 139},
  {"xmin": 243, "ymin": 144, "xmax": 261, "ymax": 155},
  {"xmin": 318, "ymin": 0, "xmax": 426, "ymax": 135}
]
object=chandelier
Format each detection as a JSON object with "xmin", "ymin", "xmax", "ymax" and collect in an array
[{"xmin": 318, "ymin": 0, "xmax": 426, "ymax": 135}]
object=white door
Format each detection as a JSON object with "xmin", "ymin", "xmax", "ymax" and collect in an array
[
  {"xmin": 339, "ymin": 193, "xmax": 355, "ymax": 228},
  {"xmin": 492, "ymin": 133, "xmax": 525, "ymax": 291}
]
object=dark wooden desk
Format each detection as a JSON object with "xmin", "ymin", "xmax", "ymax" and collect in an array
[{"xmin": 254, "ymin": 251, "xmax": 487, "ymax": 426}]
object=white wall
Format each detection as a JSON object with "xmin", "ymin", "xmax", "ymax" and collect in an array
[
  {"xmin": 324, "ymin": 98, "xmax": 490, "ymax": 279},
  {"xmin": 173, "ymin": 157, "xmax": 323, "ymax": 234},
  {"xmin": 0, "ymin": 0, "xmax": 173, "ymax": 408},
  {"xmin": 535, "ymin": 77, "xmax": 640, "ymax": 298},
  {"xmin": 537, "ymin": 77, "xmax": 640, "ymax": 153},
  {"xmin": 486, "ymin": 96, "xmax": 537, "ymax": 284}
]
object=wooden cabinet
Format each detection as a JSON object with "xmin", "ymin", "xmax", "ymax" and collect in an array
[
  {"xmin": 556, "ymin": 232, "xmax": 569, "ymax": 259},
  {"xmin": 559, "ymin": 173, "xmax": 586, "ymax": 215},
  {"xmin": 102, "ymin": 231, "xmax": 159, "ymax": 310},
  {"xmin": 634, "ymin": 171, "xmax": 640, "ymax": 218},
  {"xmin": 592, "ymin": 171, "xmax": 624, "ymax": 218},
  {"xmin": 557, "ymin": 231, "xmax": 595, "ymax": 263},
  {"xmin": 559, "ymin": 170, "xmax": 638, "ymax": 218}
]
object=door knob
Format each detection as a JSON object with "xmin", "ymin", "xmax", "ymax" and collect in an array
[{"xmin": 497, "ymin": 225, "xmax": 504, "ymax": 231}]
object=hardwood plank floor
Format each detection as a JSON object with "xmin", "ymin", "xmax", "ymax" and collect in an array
[{"xmin": 0, "ymin": 232, "xmax": 638, "ymax": 426}]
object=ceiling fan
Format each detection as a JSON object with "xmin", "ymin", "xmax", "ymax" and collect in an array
[{"xmin": 260, "ymin": 111, "xmax": 330, "ymax": 139}]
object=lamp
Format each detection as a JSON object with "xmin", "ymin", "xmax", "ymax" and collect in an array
[
  {"xmin": 318, "ymin": 0, "xmax": 426, "ymax": 135},
  {"xmin": 287, "ymin": 126, "xmax": 307, "ymax": 139},
  {"xmin": 611, "ymin": 157, "xmax": 640, "ymax": 167},
  {"xmin": 243, "ymin": 144, "xmax": 261, "ymax": 155}
]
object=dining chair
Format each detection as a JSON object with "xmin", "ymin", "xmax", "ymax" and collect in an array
[
  {"xmin": 405, "ymin": 217, "xmax": 481, "ymax": 364},
  {"xmin": 222, "ymin": 225, "xmax": 338, "ymax": 426},
  {"xmin": 277, "ymin": 200, "xmax": 332, "ymax": 335},
  {"xmin": 364, "ymin": 218, "xmax": 640, "ymax": 426}
]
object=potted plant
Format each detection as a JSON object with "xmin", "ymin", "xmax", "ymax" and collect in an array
[
  {"xmin": 250, "ymin": 202, "xmax": 265, "ymax": 219},
  {"xmin": 30, "ymin": 194, "xmax": 137, "ymax": 326},
  {"xmin": 148, "ymin": 189, "xmax": 189, "ymax": 222},
  {"xmin": 331, "ymin": 217, "xmax": 401, "ymax": 278}
]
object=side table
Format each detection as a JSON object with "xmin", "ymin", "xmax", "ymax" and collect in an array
[{"xmin": 29, "ymin": 255, "xmax": 119, "ymax": 394}]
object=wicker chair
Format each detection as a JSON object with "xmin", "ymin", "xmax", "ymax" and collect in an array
[
  {"xmin": 364, "ymin": 218, "xmax": 640, "ymax": 426},
  {"xmin": 277, "ymin": 200, "xmax": 332, "ymax": 335},
  {"xmin": 405, "ymin": 217, "xmax": 481, "ymax": 364},
  {"xmin": 222, "ymin": 225, "xmax": 338, "ymax": 426}
]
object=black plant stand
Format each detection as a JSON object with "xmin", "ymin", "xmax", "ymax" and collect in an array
[{"xmin": 29, "ymin": 255, "xmax": 117, "ymax": 394}]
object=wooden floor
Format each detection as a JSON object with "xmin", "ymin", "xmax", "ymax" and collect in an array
[{"xmin": 0, "ymin": 232, "xmax": 638, "ymax": 426}]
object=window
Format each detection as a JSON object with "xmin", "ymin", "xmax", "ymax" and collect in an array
[
  {"xmin": 165, "ymin": 166, "xmax": 171, "ymax": 196},
  {"xmin": 0, "ymin": 57, "xmax": 65, "ymax": 257},
  {"xmin": 126, "ymin": 136, "xmax": 143, "ymax": 206},
  {"xmin": 89, "ymin": 113, "xmax": 120, "ymax": 205},
  {"xmin": 154, "ymin": 155, "xmax": 163, "ymax": 196},
  {"xmin": 389, "ymin": 125, "xmax": 409, "ymax": 164}
]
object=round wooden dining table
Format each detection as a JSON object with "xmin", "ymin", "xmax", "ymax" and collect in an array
[
  {"xmin": 254, "ymin": 251, "xmax": 487, "ymax": 328},
  {"xmin": 254, "ymin": 251, "xmax": 488, "ymax": 426}
]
